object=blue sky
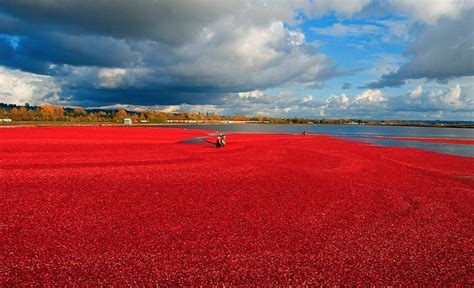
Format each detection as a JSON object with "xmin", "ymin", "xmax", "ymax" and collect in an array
[
  {"xmin": 293, "ymin": 14, "xmax": 407, "ymax": 96},
  {"xmin": 0, "ymin": 0, "xmax": 472, "ymax": 120}
]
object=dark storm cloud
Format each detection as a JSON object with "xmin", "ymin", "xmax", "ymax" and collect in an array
[
  {"xmin": 0, "ymin": 34, "xmax": 147, "ymax": 74},
  {"xmin": 367, "ymin": 9, "xmax": 474, "ymax": 88},
  {"xmin": 0, "ymin": 0, "xmax": 239, "ymax": 45},
  {"xmin": 0, "ymin": 0, "xmax": 344, "ymax": 106},
  {"xmin": 66, "ymin": 87, "xmax": 227, "ymax": 107}
]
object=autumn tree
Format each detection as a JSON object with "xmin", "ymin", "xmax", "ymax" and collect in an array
[
  {"xmin": 17, "ymin": 107, "xmax": 27, "ymax": 117},
  {"xmin": 130, "ymin": 114, "xmax": 139, "ymax": 122},
  {"xmin": 113, "ymin": 109, "xmax": 128, "ymax": 121},
  {"xmin": 72, "ymin": 107, "xmax": 87, "ymax": 116},
  {"xmin": 9, "ymin": 107, "xmax": 19, "ymax": 120},
  {"xmin": 39, "ymin": 103, "xmax": 64, "ymax": 121},
  {"xmin": 231, "ymin": 115, "xmax": 247, "ymax": 121}
]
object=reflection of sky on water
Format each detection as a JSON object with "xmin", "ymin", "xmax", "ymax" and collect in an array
[
  {"xmin": 340, "ymin": 136, "xmax": 473, "ymax": 157},
  {"xmin": 168, "ymin": 124, "xmax": 474, "ymax": 139},
  {"xmin": 165, "ymin": 124, "xmax": 473, "ymax": 157}
]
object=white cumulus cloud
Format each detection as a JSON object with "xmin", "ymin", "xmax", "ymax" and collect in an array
[
  {"xmin": 388, "ymin": 0, "xmax": 474, "ymax": 24},
  {"xmin": 0, "ymin": 67, "xmax": 61, "ymax": 105}
]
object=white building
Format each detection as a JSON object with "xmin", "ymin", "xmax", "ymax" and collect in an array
[{"xmin": 123, "ymin": 118, "xmax": 132, "ymax": 126}]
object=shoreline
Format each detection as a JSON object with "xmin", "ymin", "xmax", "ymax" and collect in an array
[{"xmin": 1, "ymin": 121, "xmax": 473, "ymax": 129}]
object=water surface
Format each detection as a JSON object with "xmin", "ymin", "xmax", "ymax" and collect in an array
[{"xmin": 164, "ymin": 124, "xmax": 474, "ymax": 157}]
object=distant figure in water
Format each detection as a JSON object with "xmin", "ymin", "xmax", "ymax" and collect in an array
[
  {"xmin": 216, "ymin": 132, "xmax": 226, "ymax": 148},
  {"xmin": 303, "ymin": 130, "xmax": 307, "ymax": 135}
]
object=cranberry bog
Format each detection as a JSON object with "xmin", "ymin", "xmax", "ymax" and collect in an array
[{"xmin": 1, "ymin": 127, "xmax": 473, "ymax": 285}]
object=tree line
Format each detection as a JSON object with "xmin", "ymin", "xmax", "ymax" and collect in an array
[
  {"xmin": 0, "ymin": 103, "xmax": 340, "ymax": 124},
  {"xmin": 0, "ymin": 103, "xmax": 264, "ymax": 123},
  {"xmin": 1, "ymin": 103, "xmax": 471, "ymax": 127}
]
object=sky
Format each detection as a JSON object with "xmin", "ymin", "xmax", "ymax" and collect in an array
[{"xmin": 0, "ymin": 0, "xmax": 473, "ymax": 120}]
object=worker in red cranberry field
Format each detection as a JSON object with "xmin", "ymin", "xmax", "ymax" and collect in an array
[{"xmin": 216, "ymin": 132, "xmax": 226, "ymax": 148}]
